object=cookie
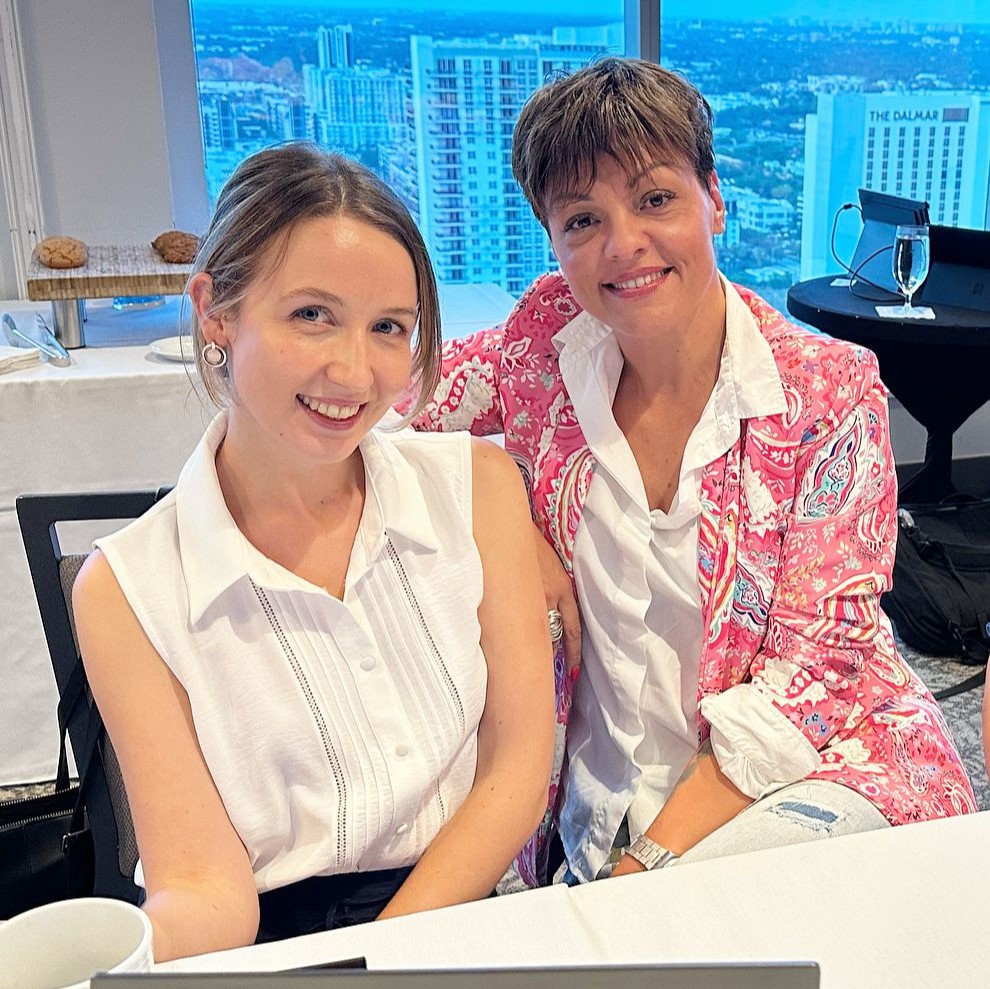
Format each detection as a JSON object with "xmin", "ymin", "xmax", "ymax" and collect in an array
[
  {"xmin": 34, "ymin": 236, "xmax": 88, "ymax": 269},
  {"xmin": 152, "ymin": 230, "xmax": 199, "ymax": 264}
]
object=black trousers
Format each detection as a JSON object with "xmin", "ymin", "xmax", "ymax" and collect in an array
[{"xmin": 255, "ymin": 866, "xmax": 413, "ymax": 944}]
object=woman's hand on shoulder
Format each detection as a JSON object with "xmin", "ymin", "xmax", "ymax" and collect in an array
[
  {"xmin": 73, "ymin": 551, "xmax": 259, "ymax": 961},
  {"xmin": 469, "ymin": 436, "xmax": 554, "ymax": 817},
  {"xmin": 531, "ymin": 522, "xmax": 582, "ymax": 673},
  {"xmin": 470, "ymin": 439, "xmax": 582, "ymax": 672}
]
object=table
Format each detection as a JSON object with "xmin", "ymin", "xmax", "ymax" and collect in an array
[
  {"xmin": 0, "ymin": 285, "xmax": 515, "ymax": 785},
  {"xmin": 26, "ymin": 245, "xmax": 192, "ymax": 349},
  {"xmin": 786, "ymin": 276, "xmax": 990, "ymax": 503},
  {"xmin": 0, "ymin": 298, "xmax": 210, "ymax": 784},
  {"xmin": 157, "ymin": 811, "xmax": 989, "ymax": 989}
]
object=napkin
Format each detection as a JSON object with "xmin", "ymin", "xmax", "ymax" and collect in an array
[
  {"xmin": 875, "ymin": 305, "xmax": 936, "ymax": 320},
  {"xmin": 0, "ymin": 344, "xmax": 42, "ymax": 375}
]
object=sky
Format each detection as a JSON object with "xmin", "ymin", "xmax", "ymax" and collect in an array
[
  {"xmin": 201, "ymin": 0, "xmax": 990, "ymax": 24},
  {"xmin": 662, "ymin": 0, "xmax": 990, "ymax": 22}
]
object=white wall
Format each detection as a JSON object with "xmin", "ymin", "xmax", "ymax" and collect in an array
[
  {"xmin": 10, "ymin": 0, "xmax": 207, "ymax": 258},
  {"xmin": 0, "ymin": 166, "xmax": 15, "ymax": 298}
]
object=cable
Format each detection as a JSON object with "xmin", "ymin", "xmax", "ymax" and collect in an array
[{"xmin": 829, "ymin": 203, "xmax": 900, "ymax": 302}]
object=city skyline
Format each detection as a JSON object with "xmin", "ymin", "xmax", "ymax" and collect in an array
[{"xmin": 190, "ymin": 4, "xmax": 990, "ymax": 311}]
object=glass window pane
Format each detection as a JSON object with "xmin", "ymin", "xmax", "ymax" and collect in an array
[
  {"xmin": 659, "ymin": 4, "xmax": 990, "ymax": 312},
  {"xmin": 190, "ymin": 1, "xmax": 626, "ymax": 301}
]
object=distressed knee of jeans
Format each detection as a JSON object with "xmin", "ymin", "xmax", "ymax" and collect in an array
[{"xmin": 769, "ymin": 800, "xmax": 843, "ymax": 833}]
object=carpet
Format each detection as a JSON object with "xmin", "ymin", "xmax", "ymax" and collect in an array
[{"xmin": 895, "ymin": 633, "xmax": 988, "ymax": 810}]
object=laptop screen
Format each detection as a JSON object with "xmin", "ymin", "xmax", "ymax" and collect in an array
[
  {"xmin": 849, "ymin": 188, "xmax": 930, "ymax": 293},
  {"xmin": 96, "ymin": 962, "xmax": 820, "ymax": 989},
  {"xmin": 922, "ymin": 224, "xmax": 990, "ymax": 312}
]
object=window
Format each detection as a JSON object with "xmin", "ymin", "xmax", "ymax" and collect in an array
[
  {"xmin": 658, "ymin": 5, "xmax": 990, "ymax": 314},
  {"xmin": 9, "ymin": 4, "xmax": 985, "ymax": 306},
  {"xmin": 188, "ymin": 1, "xmax": 626, "ymax": 298}
]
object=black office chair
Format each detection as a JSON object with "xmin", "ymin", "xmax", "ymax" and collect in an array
[{"xmin": 16, "ymin": 488, "xmax": 171, "ymax": 904}]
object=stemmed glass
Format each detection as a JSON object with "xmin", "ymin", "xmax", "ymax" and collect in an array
[{"xmin": 891, "ymin": 224, "xmax": 930, "ymax": 315}]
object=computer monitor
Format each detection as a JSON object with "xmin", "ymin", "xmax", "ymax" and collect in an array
[
  {"xmin": 920, "ymin": 224, "xmax": 990, "ymax": 313},
  {"xmin": 849, "ymin": 188, "xmax": 930, "ymax": 293}
]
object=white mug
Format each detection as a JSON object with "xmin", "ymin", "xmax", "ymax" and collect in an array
[{"xmin": 0, "ymin": 897, "xmax": 154, "ymax": 989}]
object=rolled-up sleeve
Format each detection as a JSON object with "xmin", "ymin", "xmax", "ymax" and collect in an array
[{"xmin": 701, "ymin": 684, "xmax": 821, "ymax": 799}]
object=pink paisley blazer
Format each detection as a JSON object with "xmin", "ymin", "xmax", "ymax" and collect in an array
[{"xmin": 412, "ymin": 272, "xmax": 976, "ymax": 885}]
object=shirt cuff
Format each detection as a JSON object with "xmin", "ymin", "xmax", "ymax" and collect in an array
[{"xmin": 700, "ymin": 684, "xmax": 821, "ymax": 801}]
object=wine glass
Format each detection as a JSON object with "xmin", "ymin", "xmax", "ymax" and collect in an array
[{"xmin": 892, "ymin": 224, "xmax": 930, "ymax": 315}]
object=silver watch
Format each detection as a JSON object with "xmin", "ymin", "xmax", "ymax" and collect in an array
[{"xmin": 626, "ymin": 834, "xmax": 679, "ymax": 870}]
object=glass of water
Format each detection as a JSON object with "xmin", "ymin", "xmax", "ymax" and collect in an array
[{"xmin": 892, "ymin": 224, "xmax": 930, "ymax": 315}]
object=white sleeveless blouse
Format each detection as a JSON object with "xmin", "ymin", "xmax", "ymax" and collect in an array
[{"xmin": 97, "ymin": 413, "xmax": 487, "ymax": 893}]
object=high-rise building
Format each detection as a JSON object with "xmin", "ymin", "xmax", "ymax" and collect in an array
[
  {"xmin": 332, "ymin": 25, "xmax": 354, "ymax": 69},
  {"xmin": 318, "ymin": 24, "xmax": 354, "ymax": 70},
  {"xmin": 303, "ymin": 63, "xmax": 325, "ymax": 114},
  {"xmin": 319, "ymin": 68, "xmax": 408, "ymax": 150},
  {"xmin": 199, "ymin": 92, "xmax": 236, "ymax": 151},
  {"xmin": 409, "ymin": 28, "xmax": 617, "ymax": 295},
  {"xmin": 802, "ymin": 90, "xmax": 990, "ymax": 280},
  {"xmin": 289, "ymin": 98, "xmax": 313, "ymax": 141},
  {"xmin": 307, "ymin": 25, "xmax": 406, "ymax": 156}
]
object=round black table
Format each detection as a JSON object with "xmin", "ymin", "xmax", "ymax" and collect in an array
[{"xmin": 786, "ymin": 276, "xmax": 990, "ymax": 503}]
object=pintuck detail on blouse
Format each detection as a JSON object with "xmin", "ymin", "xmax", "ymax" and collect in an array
[{"xmin": 412, "ymin": 271, "xmax": 978, "ymax": 886}]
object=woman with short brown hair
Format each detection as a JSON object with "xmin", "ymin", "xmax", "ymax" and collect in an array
[{"xmin": 412, "ymin": 58, "xmax": 977, "ymax": 887}]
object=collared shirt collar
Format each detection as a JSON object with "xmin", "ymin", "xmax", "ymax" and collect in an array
[
  {"xmin": 721, "ymin": 274, "xmax": 787, "ymax": 421},
  {"xmin": 552, "ymin": 273, "xmax": 786, "ymax": 420},
  {"xmin": 551, "ymin": 275, "xmax": 787, "ymax": 513},
  {"xmin": 176, "ymin": 412, "xmax": 439, "ymax": 625}
]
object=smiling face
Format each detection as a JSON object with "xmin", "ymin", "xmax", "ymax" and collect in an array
[
  {"xmin": 193, "ymin": 213, "xmax": 417, "ymax": 473},
  {"xmin": 546, "ymin": 155, "xmax": 726, "ymax": 346}
]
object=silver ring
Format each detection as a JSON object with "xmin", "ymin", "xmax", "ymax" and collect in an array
[{"xmin": 548, "ymin": 608, "xmax": 564, "ymax": 644}]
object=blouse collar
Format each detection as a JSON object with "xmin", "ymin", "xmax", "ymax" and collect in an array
[{"xmin": 176, "ymin": 411, "xmax": 439, "ymax": 625}]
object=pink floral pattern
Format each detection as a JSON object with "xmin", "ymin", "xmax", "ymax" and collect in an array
[{"xmin": 412, "ymin": 272, "xmax": 977, "ymax": 884}]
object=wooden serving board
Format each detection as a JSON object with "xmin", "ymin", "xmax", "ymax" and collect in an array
[{"xmin": 26, "ymin": 244, "xmax": 192, "ymax": 301}]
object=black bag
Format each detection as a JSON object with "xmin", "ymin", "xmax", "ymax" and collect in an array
[
  {"xmin": 0, "ymin": 666, "xmax": 98, "ymax": 919},
  {"xmin": 882, "ymin": 498, "xmax": 990, "ymax": 700}
]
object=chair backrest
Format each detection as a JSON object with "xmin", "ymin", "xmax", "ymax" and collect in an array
[{"xmin": 16, "ymin": 488, "xmax": 172, "ymax": 903}]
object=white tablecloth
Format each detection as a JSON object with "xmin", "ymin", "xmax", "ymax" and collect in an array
[
  {"xmin": 158, "ymin": 811, "xmax": 990, "ymax": 989},
  {"xmin": 0, "ymin": 299, "xmax": 211, "ymax": 784},
  {"xmin": 0, "ymin": 285, "xmax": 514, "ymax": 785}
]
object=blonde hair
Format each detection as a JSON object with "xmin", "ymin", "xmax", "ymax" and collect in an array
[
  {"xmin": 188, "ymin": 142, "xmax": 441, "ymax": 416},
  {"xmin": 512, "ymin": 57, "xmax": 716, "ymax": 227}
]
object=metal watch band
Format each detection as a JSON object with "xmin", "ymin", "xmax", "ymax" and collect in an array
[{"xmin": 626, "ymin": 834, "xmax": 679, "ymax": 870}]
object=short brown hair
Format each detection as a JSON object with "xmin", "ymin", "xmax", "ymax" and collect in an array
[
  {"xmin": 188, "ymin": 142, "xmax": 441, "ymax": 417},
  {"xmin": 511, "ymin": 57, "xmax": 715, "ymax": 227}
]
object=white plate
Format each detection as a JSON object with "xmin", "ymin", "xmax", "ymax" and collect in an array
[{"xmin": 149, "ymin": 335, "xmax": 195, "ymax": 362}]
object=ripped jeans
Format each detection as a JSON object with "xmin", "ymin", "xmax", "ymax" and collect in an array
[
  {"xmin": 569, "ymin": 780, "xmax": 890, "ymax": 883},
  {"xmin": 672, "ymin": 779, "xmax": 890, "ymax": 867}
]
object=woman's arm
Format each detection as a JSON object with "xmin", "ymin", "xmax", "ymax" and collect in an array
[
  {"xmin": 407, "ymin": 275, "xmax": 585, "ymax": 671},
  {"xmin": 73, "ymin": 551, "xmax": 259, "ymax": 961},
  {"xmin": 402, "ymin": 328, "xmax": 507, "ymax": 435},
  {"xmin": 611, "ymin": 741, "xmax": 751, "ymax": 875},
  {"xmin": 379, "ymin": 438, "xmax": 555, "ymax": 916}
]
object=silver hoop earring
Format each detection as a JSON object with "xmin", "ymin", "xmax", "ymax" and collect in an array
[{"xmin": 202, "ymin": 341, "xmax": 227, "ymax": 368}]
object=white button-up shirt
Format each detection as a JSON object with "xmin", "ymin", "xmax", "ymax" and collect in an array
[
  {"xmin": 557, "ymin": 278, "xmax": 815, "ymax": 883},
  {"xmin": 98, "ymin": 414, "xmax": 487, "ymax": 892}
]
